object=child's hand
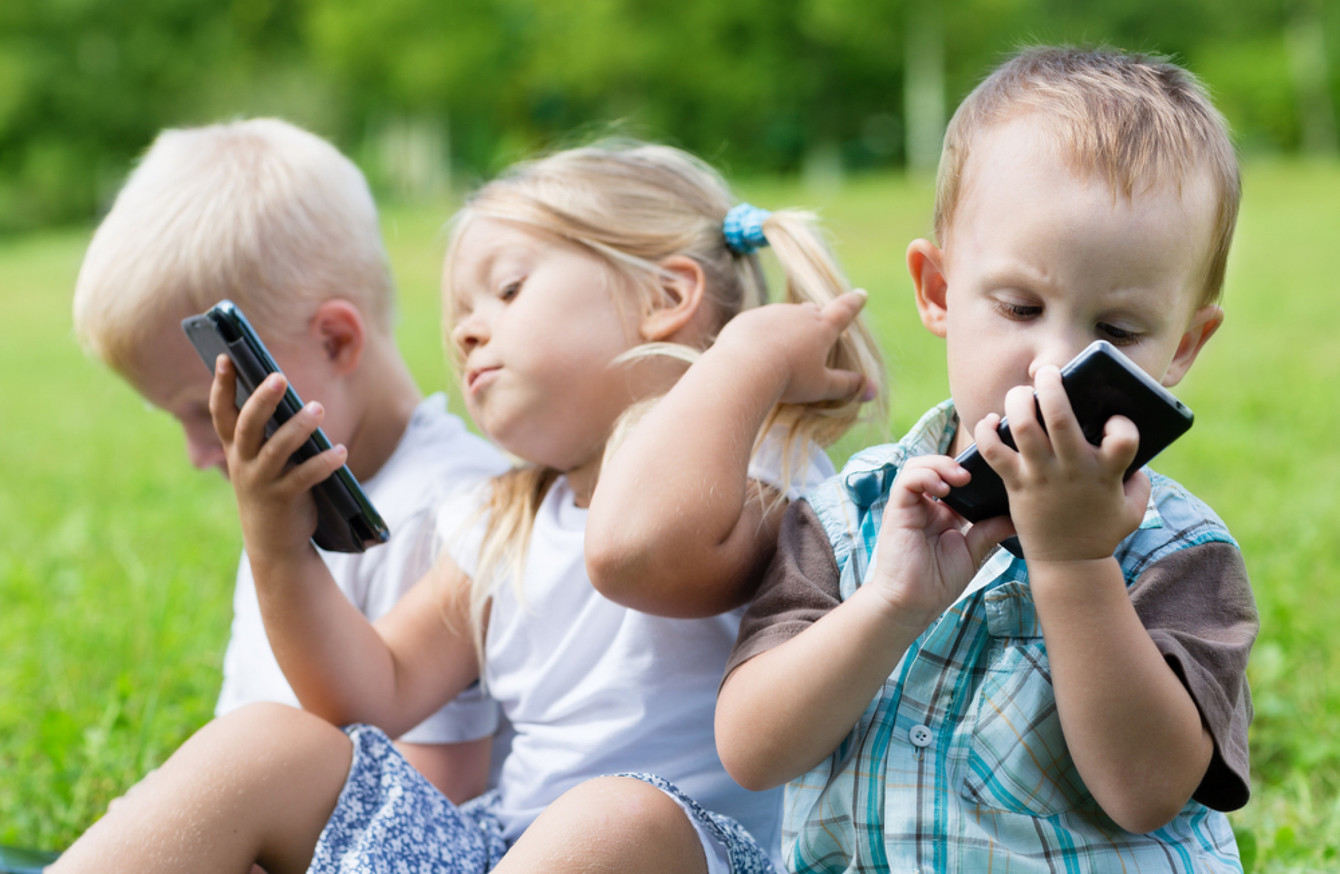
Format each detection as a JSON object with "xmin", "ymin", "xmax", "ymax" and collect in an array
[
  {"xmin": 714, "ymin": 289, "xmax": 876, "ymax": 406},
  {"xmin": 869, "ymin": 456, "xmax": 1013, "ymax": 628},
  {"xmin": 208, "ymin": 355, "xmax": 349, "ymax": 560},
  {"xmin": 975, "ymin": 365, "xmax": 1150, "ymax": 563}
]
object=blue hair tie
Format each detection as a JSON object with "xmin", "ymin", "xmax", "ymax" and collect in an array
[{"xmin": 723, "ymin": 203, "xmax": 772, "ymax": 255}]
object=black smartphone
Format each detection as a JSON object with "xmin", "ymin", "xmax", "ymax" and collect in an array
[
  {"xmin": 182, "ymin": 300, "xmax": 390, "ymax": 553},
  {"xmin": 941, "ymin": 340, "xmax": 1194, "ymax": 527}
]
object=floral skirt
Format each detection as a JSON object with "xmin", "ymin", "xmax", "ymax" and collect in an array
[{"xmin": 308, "ymin": 724, "xmax": 776, "ymax": 874}]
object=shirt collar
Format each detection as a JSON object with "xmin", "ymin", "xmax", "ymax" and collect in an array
[{"xmin": 839, "ymin": 399, "xmax": 960, "ymax": 509}]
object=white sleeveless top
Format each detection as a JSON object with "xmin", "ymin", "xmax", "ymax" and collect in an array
[{"xmin": 446, "ymin": 438, "xmax": 834, "ymax": 851}]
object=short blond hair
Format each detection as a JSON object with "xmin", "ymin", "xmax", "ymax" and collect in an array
[
  {"xmin": 935, "ymin": 46, "xmax": 1240, "ymax": 303},
  {"xmin": 73, "ymin": 118, "xmax": 395, "ymax": 372}
]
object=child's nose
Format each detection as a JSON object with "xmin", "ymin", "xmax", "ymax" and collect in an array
[
  {"xmin": 1027, "ymin": 338, "xmax": 1086, "ymax": 381},
  {"xmin": 450, "ymin": 314, "xmax": 489, "ymax": 353}
]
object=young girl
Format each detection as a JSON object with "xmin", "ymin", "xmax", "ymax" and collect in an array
[{"xmin": 50, "ymin": 140, "xmax": 882, "ymax": 874}]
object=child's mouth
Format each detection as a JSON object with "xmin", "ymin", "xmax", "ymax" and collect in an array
[{"xmin": 467, "ymin": 366, "xmax": 500, "ymax": 394}]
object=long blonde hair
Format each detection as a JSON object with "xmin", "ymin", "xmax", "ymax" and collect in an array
[{"xmin": 441, "ymin": 140, "xmax": 886, "ymax": 665}]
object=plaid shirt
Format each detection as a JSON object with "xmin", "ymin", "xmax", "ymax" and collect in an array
[{"xmin": 788, "ymin": 400, "xmax": 1245, "ymax": 873}]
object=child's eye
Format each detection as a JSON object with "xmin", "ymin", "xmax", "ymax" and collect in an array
[
  {"xmin": 499, "ymin": 279, "xmax": 522, "ymax": 302},
  {"xmin": 1097, "ymin": 322, "xmax": 1140, "ymax": 345},
  {"xmin": 994, "ymin": 300, "xmax": 1042, "ymax": 321}
]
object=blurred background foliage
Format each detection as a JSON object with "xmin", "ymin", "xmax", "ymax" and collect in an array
[{"xmin": 1, "ymin": 0, "xmax": 1336, "ymax": 232}]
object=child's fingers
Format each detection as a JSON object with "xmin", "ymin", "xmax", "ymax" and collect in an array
[
  {"xmin": 820, "ymin": 369, "xmax": 876, "ymax": 403},
  {"xmin": 1002, "ymin": 383, "xmax": 1048, "ymax": 458},
  {"xmin": 1032, "ymin": 366, "xmax": 1085, "ymax": 462},
  {"xmin": 232, "ymin": 373, "xmax": 288, "ymax": 459},
  {"xmin": 1100, "ymin": 413, "xmax": 1142, "ymax": 472},
  {"xmin": 891, "ymin": 456, "xmax": 966, "ymax": 505},
  {"xmin": 283, "ymin": 442, "xmax": 349, "ymax": 494},
  {"xmin": 971, "ymin": 412, "xmax": 1003, "ymax": 457},
  {"xmin": 973, "ymin": 410, "xmax": 1018, "ymax": 478},
  {"xmin": 964, "ymin": 515, "xmax": 1016, "ymax": 566},
  {"xmin": 254, "ymin": 400, "xmax": 327, "ymax": 474},
  {"xmin": 818, "ymin": 288, "xmax": 868, "ymax": 333},
  {"xmin": 208, "ymin": 355, "xmax": 240, "ymax": 443},
  {"xmin": 1123, "ymin": 466, "xmax": 1152, "ymax": 509}
]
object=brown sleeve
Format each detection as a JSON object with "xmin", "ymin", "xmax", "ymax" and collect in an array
[
  {"xmin": 1130, "ymin": 542, "xmax": 1259, "ymax": 811},
  {"xmin": 721, "ymin": 498, "xmax": 843, "ymax": 683}
]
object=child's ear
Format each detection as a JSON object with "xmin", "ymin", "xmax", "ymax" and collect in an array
[
  {"xmin": 1162, "ymin": 303, "xmax": 1223, "ymax": 387},
  {"xmin": 640, "ymin": 255, "xmax": 707, "ymax": 342},
  {"xmin": 907, "ymin": 238, "xmax": 949, "ymax": 338},
  {"xmin": 310, "ymin": 300, "xmax": 366, "ymax": 375}
]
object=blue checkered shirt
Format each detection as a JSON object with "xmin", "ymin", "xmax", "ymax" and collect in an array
[{"xmin": 786, "ymin": 400, "xmax": 1247, "ymax": 873}]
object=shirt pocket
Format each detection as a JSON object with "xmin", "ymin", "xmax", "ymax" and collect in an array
[{"xmin": 959, "ymin": 582, "xmax": 1097, "ymax": 818}]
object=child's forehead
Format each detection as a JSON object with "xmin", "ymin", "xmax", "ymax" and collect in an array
[
  {"xmin": 947, "ymin": 120, "xmax": 1219, "ymax": 298},
  {"xmin": 972, "ymin": 108, "xmax": 1212, "ymax": 200},
  {"xmin": 449, "ymin": 218, "xmax": 537, "ymax": 278},
  {"xmin": 445, "ymin": 216, "xmax": 614, "ymax": 301},
  {"xmin": 954, "ymin": 116, "xmax": 1213, "ymax": 231}
]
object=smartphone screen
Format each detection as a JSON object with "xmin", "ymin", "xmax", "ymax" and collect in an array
[
  {"xmin": 181, "ymin": 300, "xmax": 390, "ymax": 553},
  {"xmin": 941, "ymin": 340, "xmax": 1194, "ymax": 526}
]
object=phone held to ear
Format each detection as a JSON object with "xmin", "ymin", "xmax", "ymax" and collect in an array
[
  {"xmin": 182, "ymin": 300, "xmax": 390, "ymax": 553},
  {"xmin": 941, "ymin": 340, "xmax": 1194, "ymax": 556}
]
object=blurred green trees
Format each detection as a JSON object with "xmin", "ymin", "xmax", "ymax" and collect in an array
[{"xmin": 0, "ymin": 0, "xmax": 1335, "ymax": 231}]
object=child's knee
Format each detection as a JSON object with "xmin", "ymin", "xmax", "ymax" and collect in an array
[
  {"xmin": 503, "ymin": 776, "xmax": 705, "ymax": 873},
  {"xmin": 194, "ymin": 702, "xmax": 352, "ymax": 776},
  {"xmin": 569, "ymin": 776, "xmax": 694, "ymax": 839},
  {"xmin": 219, "ymin": 700, "xmax": 335, "ymax": 739}
]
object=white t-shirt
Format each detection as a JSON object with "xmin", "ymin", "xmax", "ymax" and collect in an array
[
  {"xmin": 216, "ymin": 393, "xmax": 510, "ymax": 745},
  {"xmin": 446, "ymin": 440, "xmax": 835, "ymax": 850}
]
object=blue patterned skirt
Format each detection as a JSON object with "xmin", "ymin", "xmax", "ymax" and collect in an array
[
  {"xmin": 308, "ymin": 725, "xmax": 775, "ymax": 874},
  {"xmin": 309, "ymin": 725, "xmax": 507, "ymax": 873}
]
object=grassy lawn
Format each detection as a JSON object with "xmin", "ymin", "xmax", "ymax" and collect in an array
[{"xmin": 2, "ymin": 160, "xmax": 1337, "ymax": 870}]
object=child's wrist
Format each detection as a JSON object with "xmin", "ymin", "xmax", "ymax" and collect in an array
[
  {"xmin": 1024, "ymin": 555, "xmax": 1124, "ymax": 599},
  {"xmin": 860, "ymin": 583, "xmax": 945, "ymax": 638},
  {"xmin": 1012, "ymin": 521, "xmax": 1128, "ymax": 565},
  {"xmin": 246, "ymin": 541, "xmax": 320, "ymax": 585},
  {"xmin": 703, "ymin": 330, "xmax": 791, "ymax": 396}
]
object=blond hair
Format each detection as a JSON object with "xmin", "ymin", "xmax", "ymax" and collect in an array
[
  {"xmin": 935, "ymin": 46, "xmax": 1240, "ymax": 304},
  {"xmin": 441, "ymin": 140, "xmax": 886, "ymax": 664},
  {"xmin": 73, "ymin": 118, "xmax": 396, "ymax": 373}
]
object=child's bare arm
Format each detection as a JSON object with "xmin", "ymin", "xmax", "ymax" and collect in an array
[
  {"xmin": 587, "ymin": 291, "xmax": 873, "ymax": 617},
  {"xmin": 1028, "ymin": 558, "xmax": 1212, "ymax": 833},
  {"xmin": 210, "ymin": 357, "xmax": 478, "ymax": 737},
  {"xmin": 717, "ymin": 456, "xmax": 1009, "ymax": 789},
  {"xmin": 978, "ymin": 368, "xmax": 1214, "ymax": 833},
  {"xmin": 718, "ymin": 583, "xmax": 928, "ymax": 790}
]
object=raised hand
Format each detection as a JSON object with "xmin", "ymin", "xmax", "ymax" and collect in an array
[
  {"xmin": 208, "ymin": 354, "xmax": 348, "ymax": 561},
  {"xmin": 868, "ymin": 455, "xmax": 1014, "ymax": 628},
  {"xmin": 974, "ymin": 366, "xmax": 1150, "ymax": 563},
  {"xmin": 713, "ymin": 289, "xmax": 877, "ymax": 407}
]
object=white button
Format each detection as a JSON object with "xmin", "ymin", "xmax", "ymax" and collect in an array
[{"xmin": 909, "ymin": 724, "xmax": 932, "ymax": 747}]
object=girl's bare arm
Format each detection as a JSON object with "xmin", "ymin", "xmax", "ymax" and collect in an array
[{"xmin": 586, "ymin": 292, "xmax": 871, "ymax": 617}]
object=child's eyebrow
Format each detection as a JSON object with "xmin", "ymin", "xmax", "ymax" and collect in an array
[
  {"xmin": 476, "ymin": 240, "xmax": 535, "ymax": 285},
  {"xmin": 454, "ymin": 250, "xmax": 508, "ymax": 296},
  {"xmin": 977, "ymin": 263, "xmax": 1054, "ymax": 295}
]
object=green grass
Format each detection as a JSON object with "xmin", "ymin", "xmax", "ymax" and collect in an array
[{"xmin": 2, "ymin": 161, "xmax": 1337, "ymax": 870}]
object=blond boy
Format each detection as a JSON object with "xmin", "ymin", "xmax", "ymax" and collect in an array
[
  {"xmin": 72, "ymin": 118, "xmax": 507, "ymax": 801},
  {"xmin": 716, "ymin": 47, "xmax": 1258, "ymax": 871}
]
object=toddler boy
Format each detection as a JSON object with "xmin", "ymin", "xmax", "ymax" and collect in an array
[
  {"xmin": 717, "ymin": 47, "xmax": 1258, "ymax": 871},
  {"xmin": 72, "ymin": 118, "xmax": 508, "ymax": 801}
]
